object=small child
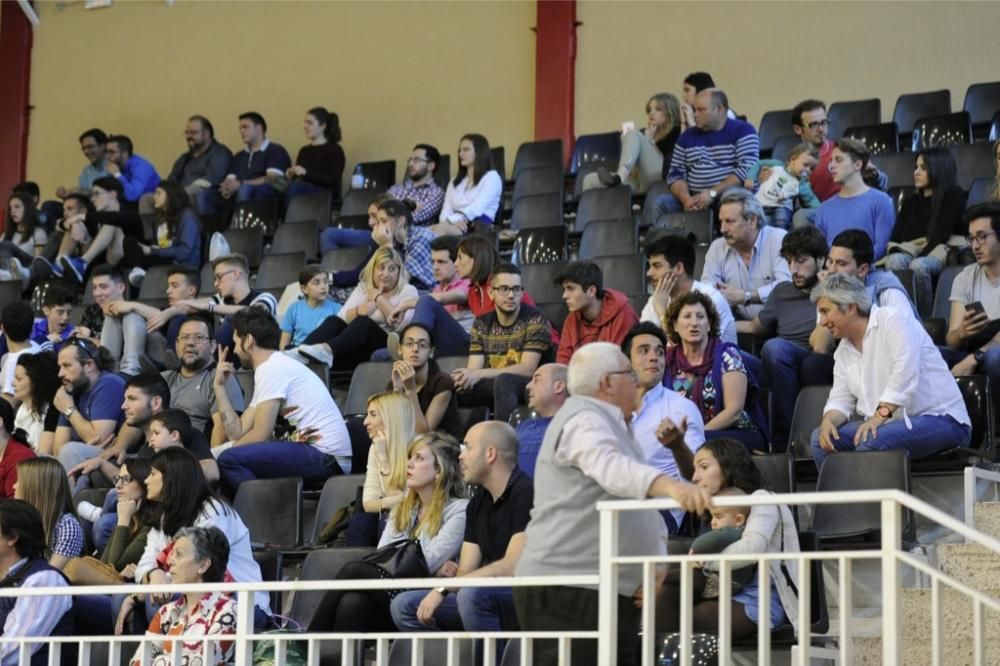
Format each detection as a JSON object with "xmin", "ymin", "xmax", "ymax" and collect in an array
[
  {"xmin": 746, "ymin": 143, "xmax": 819, "ymax": 230},
  {"xmin": 147, "ymin": 409, "xmax": 215, "ymax": 465},
  {"xmin": 690, "ymin": 487, "xmax": 755, "ymax": 595},
  {"xmin": 280, "ymin": 265, "xmax": 342, "ymax": 350},
  {"xmin": 31, "ymin": 284, "xmax": 75, "ymax": 353}
]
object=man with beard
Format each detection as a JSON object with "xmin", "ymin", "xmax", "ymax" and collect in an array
[
  {"xmin": 388, "ymin": 144, "xmax": 445, "ymax": 225},
  {"xmin": 166, "ymin": 116, "xmax": 233, "ymax": 201},
  {"xmin": 161, "ymin": 315, "xmax": 244, "ymax": 445},
  {"xmin": 52, "ymin": 337, "xmax": 126, "ymax": 470},
  {"xmin": 740, "ymin": 225, "xmax": 830, "ymax": 450}
]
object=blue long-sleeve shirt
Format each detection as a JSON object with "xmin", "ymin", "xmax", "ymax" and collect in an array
[
  {"xmin": 150, "ymin": 209, "xmax": 201, "ymax": 266},
  {"xmin": 667, "ymin": 118, "xmax": 760, "ymax": 192},
  {"xmin": 116, "ymin": 154, "xmax": 161, "ymax": 201},
  {"xmin": 815, "ymin": 188, "xmax": 896, "ymax": 260}
]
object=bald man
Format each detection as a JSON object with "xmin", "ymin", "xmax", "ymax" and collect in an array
[
  {"xmin": 516, "ymin": 363, "xmax": 568, "ymax": 476},
  {"xmin": 391, "ymin": 421, "xmax": 533, "ymax": 661}
]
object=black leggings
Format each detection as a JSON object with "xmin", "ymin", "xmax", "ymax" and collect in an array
[
  {"xmin": 303, "ymin": 315, "xmax": 388, "ymax": 372},
  {"xmin": 308, "ymin": 560, "xmax": 395, "ymax": 633},
  {"xmin": 655, "ymin": 566, "xmax": 757, "ymax": 638}
]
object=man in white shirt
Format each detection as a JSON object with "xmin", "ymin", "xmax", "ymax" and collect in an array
[
  {"xmin": 701, "ymin": 188, "xmax": 791, "ymax": 324},
  {"xmin": 641, "ymin": 233, "xmax": 736, "ymax": 343},
  {"xmin": 214, "ymin": 308, "xmax": 351, "ymax": 495},
  {"xmin": 623, "ymin": 323, "xmax": 705, "ymax": 534},
  {"xmin": 810, "ymin": 273, "xmax": 971, "ymax": 469},
  {"xmin": 0, "ymin": 303, "xmax": 40, "ymax": 409}
]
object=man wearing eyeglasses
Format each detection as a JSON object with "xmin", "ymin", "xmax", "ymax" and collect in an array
[
  {"xmin": 166, "ymin": 116, "xmax": 233, "ymax": 200},
  {"xmin": 947, "ymin": 204, "xmax": 1000, "ymax": 391},
  {"xmin": 388, "ymin": 145, "xmax": 445, "ymax": 226},
  {"xmin": 452, "ymin": 263, "xmax": 552, "ymax": 422}
]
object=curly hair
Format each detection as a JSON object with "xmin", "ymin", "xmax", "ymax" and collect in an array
[
  {"xmin": 663, "ymin": 290, "xmax": 720, "ymax": 345},
  {"xmin": 700, "ymin": 438, "xmax": 767, "ymax": 494}
]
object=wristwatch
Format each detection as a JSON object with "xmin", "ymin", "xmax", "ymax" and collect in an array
[
  {"xmin": 876, "ymin": 404, "xmax": 894, "ymax": 419},
  {"xmin": 743, "ymin": 290, "xmax": 752, "ymax": 306},
  {"xmin": 709, "ymin": 189, "xmax": 718, "ymax": 200},
  {"xmin": 434, "ymin": 586, "xmax": 450, "ymax": 597},
  {"xmin": 974, "ymin": 350, "xmax": 986, "ymax": 367},
  {"xmin": 63, "ymin": 405, "xmax": 77, "ymax": 418}
]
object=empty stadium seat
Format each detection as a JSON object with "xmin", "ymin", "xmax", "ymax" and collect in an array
[
  {"xmin": 233, "ymin": 477, "xmax": 303, "ymax": 549},
  {"xmin": 223, "ymin": 227, "xmax": 264, "ymax": 268},
  {"xmin": 578, "ymin": 218, "xmax": 638, "ymax": 259},
  {"xmin": 509, "ymin": 192, "xmax": 563, "ymax": 231},
  {"xmin": 339, "ymin": 189, "xmax": 380, "ymax": 217},
  {"xmin": 591, "ymin": 254, "xmax": 645, "ymax": 296},
  {"xmin": 230, "ymin": 199, "xmax": 280, "ymax": 234},
  {"xmin": 136, "ymin": 264, "xmax": 172, "ymax": 308},
  {"xmin": 344, "ymin": 361, "xmax": 393, "ymax": 415},
  {"xmin": 512, "ymin": 139, "xmax": 562, "ymax": 181},
  {"xmin": 534, "ymin": 300, "xmax": 569, "ymax": 331},
  {"xmin": 892, "ymin": 89, "xmax": 951, "ymax": 138},
  {"xmin": 963, "ymin": 80, "xmax": 1000, "ymax": 138},
  {"xmin": 270, "ymin": 220, "xmax": 319, "ymax": 258},
  {"xmin": 757, "ymin": 109, "xmax": 794, "ymax": 158},
  {"xmin": 770, "ymin": 134, "xmax": 802, "ymax": 163},
  {"xmin": 652, "ymin": 209, "xmax": 714, "ymax": 245},
  {"xmin": 887, "ymin": 185, "xmax": 915, "ymax": 216},
  {"xmin": 512, "ymin": 166, "xmax": 564, "ymax": 204},
  {"xmin": 843, "ymin": 122, "xmax": 900, "ymax": 155},
  {"xmin": 576, "ymin": 185, "xmax": 631, "ymax": 231},
  {"xmin": 356, "ymin": 160, "xmax": 396, "ymax": 191},
  {"xmin": 827, "ymin": 98, "xmax": 881, "ymax": 140},
  {"xmin": 520, "ymin": 263, "xmax": 565, "ymax": 303},
  {"xmin": 911, "ymin": 111, "xmax": 973, "ymax": 151},
  {"xmin": 321, "ymin": 246, "xmax": 371, "ymax": 272},
  {"xmin": 285, "ymin": 189, "xmax": 333, "ymax": 226},
  {"xmin": 951, "ymin": 142, "xmax": 995, "ymax": 190},
  {"xmin": 967, "ymin": 176, "xmax": 994, "ymax": 206},
  {"xmin": 910, "ymin": 375, "xmax": 996, "ymax": 475},
  {"xmin": 873, "ymin": 152, "xmax": 916, "ymax": 189},
  {"xmin": 569, "ymin": 131, "xmax": 621, "ymax": 174},
  {"xmin": 511, "ymin": 226, "xmax": 568, "ymax": 265},
  {"xmin": 254, "ymin": 252, "xmax": 306, "ymax": 297}
]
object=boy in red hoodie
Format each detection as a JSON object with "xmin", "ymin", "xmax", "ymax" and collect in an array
[{"xmin": 555, "ymin": 261, "xmax": 639, "ymax": 364}]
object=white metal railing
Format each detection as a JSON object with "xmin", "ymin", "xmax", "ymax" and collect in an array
[
  {"xmin": 3, "ymin": 489, "xmax": 1000, "ymax": 665},
  {"xmin": 963, "ymin": 464, "xmax": 1000, "ymax": 530}
]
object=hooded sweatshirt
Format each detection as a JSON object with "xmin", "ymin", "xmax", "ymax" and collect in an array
[{"xmin": 556, "ymin": 288, "xmax": 639, "ymax": 364}]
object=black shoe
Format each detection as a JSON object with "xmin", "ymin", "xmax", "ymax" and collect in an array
[{"xmin": 597, "ymin": 166, "xmax": 622, "ymax": 188}]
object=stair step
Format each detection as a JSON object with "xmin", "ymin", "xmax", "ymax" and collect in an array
[
  {"xmin": 853, "ymin": 636, "xmax": 1000, "ymax": 665},
  {"xmin": 973, "ymin": 501, "xmax": 1000, "ymax": 541},
  {"xmin": 936, "ymin": 543, "xmax": 1000, "ymax": 591},
  {"xmin": 900, "ymin": 588, "xmax": 1000, "ymax": 640}
]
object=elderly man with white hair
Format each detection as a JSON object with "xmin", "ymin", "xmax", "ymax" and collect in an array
[
  {"xmin": 514, "ymin": 342, "xmax": 711, "ymax": 666},
  {"xmin": 810, "ymin": 273, "xmax": 971, "ymax": 469}
]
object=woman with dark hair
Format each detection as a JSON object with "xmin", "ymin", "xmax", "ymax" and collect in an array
[
  {"xmin": 680, "ymin": 71, "xmax": 736, "ymax": 130},
  {"xmin": 885, "ymin": 146, "xmax": 968, "ymax": 315},
  {"xmin": 656, "ymin": 438, "xmax": 801, "ymax": 640},
  {"xmin": 285, "ymin": 106, "xmax": 346, "ymax": 204},
  {"xmin": 122, "ymin": 181, "xmax": 201, "ymax": 285},
  {"xmin": 663, "ymin": 291, "xmax": 766, "ymax": 451},
  {"xmin": 0, "ymin": 400, "xmax": 35, "ymax": 500},
  {"xmin": 126, "ymin": 526, "xmax": 237, "ymax": 665},
  {"xmin": 128, "ymin": 448, "xmax": 270, "ymax": 628},
  {"xmin": 376, "ymin": 198, "xmax": 436, "ymax": 290},
  {"xmin": 0, "ymin": 192, "xmax": 47, "ymax": 282},
  {"xmin": 12, "ymin": 351, "xmax": 60, "ymax": 454},
  {"xmin": 433, "ymin": 133, "xmax": 502, "ymax": 236}
]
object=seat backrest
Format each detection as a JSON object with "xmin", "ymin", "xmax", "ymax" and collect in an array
[
  {"xmin": 222, "ymin": 227, "xmax": 264, "ymax": 268},
  {"xmin": 321, "ymin": 246, "xmax": 371, "ymax": 272},
  {"xmin": 576, "ymin": 185, "xmax": 631, "ymax": 230},
  {"xmin": 911, "ymin": 112, "xmax": 973, "ymax": 151},
  {"xmin": 641, "ymin": 180, "xmax": 673, "ymax": 228},
  {"xmin": 491, "ymin": 146, "xmax": 507, "ymax": 182},
  {"xmin": 340, "ymin": 189, "xmax": 379, "ymax": 217},
  {"xmin": 520, "ymin": 263, "xmax": 564, "ymax": 303},
  {"xmin": 892, "ymin": 89, "xmax": 951, "ymax": 135},
  {"xmin": 591, "ymin": 254, "xmax": 645, "ymax": 296},
  {"xmin": 770, "ymin": 134, "xmax": 801, "ymax": 163},
  {"xmin": 956, "ymin": 374, "xmax": 995, "ymax": 459},
  {"xmin": 931, "ymin": 265, "xmax": 963, "ymax": 321},
  {"xmin": 308, "ymin": 474, "xmax": 365, "ymax": 546},
  {"xmin": 534, "ymin": 300, "xmax": 569, "ymax": 331},
  {"xmin": 198, "ymin": 262, "xmax": 215, "ymax": 295},
  {"xmin": 434, "ymin": 356, "xmax": 468, "ymax": 374},
  {"xmin": 457, "ymin": 406, "xmax": 489, "ymax": 439},
  {"xmin": 963, "ymin": 81, "xmax": 1000, "ymax": 128},
  {"xmin": 510, "ymin": 192, "xmax": 564, "ymax": 231},
  {"xmin": 333, "ymin": 214, "xmax": 370, "ymax": 231},
  {"xmin": 511, "ymin": 226, "xmax": 567, "ymax": 265},
  {"xmin": 232, "ymin": 477, "xmax": 302, "ymax": 549},
  {"xmin": 873, "ymin": 152, "xmax": 916, "ymax": 190},
  {"xmin": 652, "ymin": 209, "xmax": 714, "ymax": 245},
  {"xmin": 752, "ymin": 453, "xmax": 795, "ymax": 494},
  {"xmin": 512, "ymin": 166, "xmax": 564, "ymax": 203},
  {"xmin": 827, "ymin": 98, "xmax": 881, "ymax": 140},
  {"xmin": 290, "ymin": 547, "xmax": 376, "ymax": 629},
  {"xmin": 579, "ymin": 218, "xmax": 638, "ymax": 260},
  {"xmin": 812, "ymin": 449, "xmax": 912, "ymax": 543},
  {"xmin": 270, "ymin": 220, "xmax": 318, "ymax": 258},
  {"xmin": 433, "ymin": 154, "xmax": 451, "ymax": 189},
  {"xmin": 137, "ymin": 264, "xmax": 173, "ymax": 302},
  {"xmin": 890, "ymin": 269, "xmax": 917, "ymax": 306},
  {"xmin": 842, "ymin": 122, "xmax": 900, "ymax": 155},
  {"xmin": 357, "ymin": 160, "xmax": 396, "ymax": 191},
  {"xmin": 254, "ymin": 252, "xmax": 306, "ymax": 291},
  {"xmin": 951, "ymin": 142, "xmax": 995, "ymax": 190},
  {"xmin": 285, "ymin": 190, "xmax": 333, "ymax": 226},
  {"xmin": 788, "ymin": 385, "xmax": 831, "ymax": 458},
  {"xmin": 230, "ymin": 199, "xmax": 279, "ymax": 234},
  {"xmin": 758, "ymin": 109, "xmax": 795, "ymax": 155},
  {"xmin": 344, "ymin": 362, "xmax": 393, "ymax": 415},
  {"xmin": 967, "ymin": 176, "xmax": 994, "ymax": 207},
  {"xmin": 507, "ymin": 406, "xmax": 540, "ymax": 428},
  {"xmin": 887, "ymin": 185, "xmax": 915, "ymax": 216},
  {"xmin": 512, "ymin": 139, "xmax": 563, "ymax": 180},
  {"xmin": 569, "ymin": 131, "xmax": 621, "ymax": 174}
]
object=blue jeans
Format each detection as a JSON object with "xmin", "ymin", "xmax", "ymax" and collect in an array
[
  {"xmin": 883, "ymin": 252, "xmax": 943, "ymax": 318},
  {"xmin": 286, "ymin": 179, "xmax": 325, "ymax": 203},
  {"xmin": 760, "ymin": 339, "xmax": 834, "ymax": 451},
  {"xmin": 217, "ymin": 442, "xmax": 346, "ymax": 495},
  {"xmin": 764, "ymin": 206, "xmax": 793, "ymax": 230},
  {"xmin": 319, "ymin": 227, "xmax": 371, "ymax": 255},
  {"xmin": 810, "ymin": 414, "xmax": 971, "ymax": 468},
  {"xmin": 655, "ymin": 193, "xmax": 684, "ymax": 217},
  {"xmin": 411, "ymin": 295, "xmax": 471, "ymax": 357},
  {"xmin": 93, "ymin": 488, "xmax": 119, "ymax": 552}
]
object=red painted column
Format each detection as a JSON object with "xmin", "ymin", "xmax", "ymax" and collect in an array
[
  {"xmin": 0, "ymin": 2, "xmax": 33, "ymax": 233},
  {"xmin": 534, "ymin": 0, "xmax": 577, "ymax": 167}
]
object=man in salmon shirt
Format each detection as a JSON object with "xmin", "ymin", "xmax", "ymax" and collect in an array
[{"xmin": 554, "ymin": 261, "xmax": 639, "ymax": 364}]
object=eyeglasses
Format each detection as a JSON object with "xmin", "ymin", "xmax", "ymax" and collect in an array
[
  {"xmin": 213, "ymin": 269, "xmax": 238, "ymax": 282},
  {"xmin": 401, "ymin": 339, "xmax": 431, "ymax": 350},
  {"xmin": 113, "ymin": 474, "xmax": 133, "ymax": 485},
  {"xmin": 491, "ymin": 285, "xmax": 524, "ymax": 296},
  {"xmin": 967, "ymin": 231, "xmax": 996, "ymax": 246},
  {"xmin": 177, "ymin": 334, "xmax": 210, "ymax": 344},
  {"xmin": 406, "ymin": 157, "xmax": 429, "ymax": 164},
  {"xmin": 805, "ymin": 119, "xmax": 829, "ymax": 130}
]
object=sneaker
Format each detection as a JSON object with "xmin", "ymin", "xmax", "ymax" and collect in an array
[
  {"xmin": 32, "ymin": 255, "xmax": 61, "ymax": 280},
  {"xmin": 128, "ymin": 267, "xmax": 146, "ymax": 288},
  {"xmin": 283, "ymin": 348, "xmax": 308, "ymax": 364},
  {"xmin": 386, "ymin": 332, "xmax": 401, "ymax": 361},
  {"xmin": 296, "ymin": 342, "xmax": 334, "ymax": 367},
  {"xmin": 60, "ymin": 255, "xmax": 87, "ymax": 284},
  {"xmin": 76, "ymin": 501, "xmax": 102, "ymax": 523},
  {"xmin": 597, "ymin": 166, "xmax": 622, "ymax": 188},
  {"xmin": 7, "ymin": 257, "xmax": 27, "ymax": 282}
]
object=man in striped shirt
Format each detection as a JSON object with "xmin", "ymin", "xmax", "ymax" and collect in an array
[{"xmin": 655, "ymin": 89, "xmax": 760, "ymax": 218}]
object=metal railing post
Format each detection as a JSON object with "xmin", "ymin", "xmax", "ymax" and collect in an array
[
  {"xmin": 598, "ymin": 506, "xmax": 619, "ymax": 666},
  {"xmin": 880, "ymin": 499, "xmax": 901, "ymax": 665}
]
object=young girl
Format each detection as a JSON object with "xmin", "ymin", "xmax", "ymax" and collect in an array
[
  {"xmin": 0, "ymin": 192, "xmax": 47, "ymax": 282},
  {"xmin": 14, "ymin": 457, "xmax": 84, "ymax": 570},
  {"xmin": 123, "ymin": 180, "xmax": 202, "ymax": 286},
  {"xmin": 280, "ymin": 265, "xmax": 341, "ymax": 349},
  {"xmin": 293, "ymin": 247, "xmax": 417, "ymax": 372},
  {"xmin": 746, "ymin": 143, "xmax": 819, "ymax": 229}
]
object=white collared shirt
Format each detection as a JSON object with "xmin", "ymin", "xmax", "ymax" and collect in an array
[
  {"xmin": 824, "ymin": 305, "xmax": 970, "ymax": 427},
  {"xmin": 701, "ymin": 225, "xmax": 791, "ymax": 319}
]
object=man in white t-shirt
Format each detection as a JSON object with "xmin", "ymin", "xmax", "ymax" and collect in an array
[
  {"xmin": 641, "ymin": 233, "xmax": 737, "ymax": 344},
  {"xmin": 0, "ymin": 303, "xmax": 40, "ymax": 409},
  {"xmin": 213, "ymin": 308, "xmax": 351, "ymax": 495}
]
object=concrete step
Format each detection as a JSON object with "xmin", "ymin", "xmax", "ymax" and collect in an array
[
  {"xmin": 852, "ymin": 636, "xmax": 1000, "ymax": 665},
  {"xmin": 900, "ymin": 588, "xmax": 1000, "ymax": 640},
  {"xmin": 973, "ymin": 501, "xmax": 1000, "ymax": 541},
  {"xmin": 936, "ymin": 542, "xmax": 1000, "ymax": 591}
]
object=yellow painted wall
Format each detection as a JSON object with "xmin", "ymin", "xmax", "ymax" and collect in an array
[
  {"xmin": 576, "ymin": 1, "xmax": 1000, "ymax": 134},
  {"xmin": 26, "ymin": 0, "xmax": 536, "ymax": 195}
]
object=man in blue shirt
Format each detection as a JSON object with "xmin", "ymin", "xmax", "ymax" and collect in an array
[
  {"xmin": 815, "ymin": 138, "xmax": 896, "ymax": 261},
  {"xmin": 514, "ymin": 362, "xmax": 567, "ymax": 476},
  {"xmin": 105, "ymin": 134, "xmax": 161, "ymax": 203}
]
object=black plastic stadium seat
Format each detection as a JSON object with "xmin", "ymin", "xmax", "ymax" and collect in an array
[
  {"xmin": 887, "ymin": 185, "xmax": 915, "ymax": 216},
  {"xmin": 511, "ymin": 226, "xmax": 567, "ymax": 265},
  {"xmin": 355, "ymin": 160, "xmax": 396, "ymax": 191},
  {"xmin": 591, "ymin": 254, "xmax": 645, "ymax": 296},
  {"xmin": 963, "ymin": 81, "xmax": 1000, "ymax": 138},
  {"xmin": 575, "ymin": 185, "xmax": 631, "ymax": 232},
  {"xmin": 285, "ymin": 190, "xmax": 333, "ymax": 226},
  {"xmin": 652, "ymin": 209, "xmax": 714, "ymax": 245},
  {"xmin": 911, "ymin": 112, "xmax": 973, "ymax": 151},
  {"xmin": 511, "ymin": 139, "xmax": 563, "ymax": 181},
  {"xmin": 770, "ymin": 134, "xmax": 802, "ymax": 163},
  {"xmin": 872, "ymin": 152, "xmax": 916, "ymax": 190},
  {"xmin": 827, "ymin": 98, "xmax": 881, "ymax": 140},
  {"xmin": 339, "ymin": 189, "xmax": 380, "ymax": 217},
  {"xmin": 967, "ymin": 177, "xmax": 994, "ymax": 207},
  {"xmin": 233, "ymin": 477, "xmax": 302, "ymax": 549},
  {"xmin": 222, "ymin": 227, "xmax": 264, "ymax": 269},
  {"xmin": 509, "ymin": 192, "xmax": 563, "ymax": 231},
  {"xmin": 569, "ymin": 131, "xmax": 621, "ymax": 174},
  {"xmin": 892, "ymin": 89, "xmax": 951, "ymax": 138},
  {"xmin": 843, "ymin": 122, "xmax": 900, "ymax": 155},
  {"xmin": 578, "ymin": 218, "xmax": 638, "ymax": 260},
  {"xmin": 253, "ymin": 252, "xmax": 306, "ymax": 296},
  {"xmin": 512, "ymin": 166, "xmax": 564, "ymax": 204},
  {"xmin": 230, "ymin": 199, "xmax": 280, "ymax": 234},
  {"xmin": 757, "ymin": 109, "xmax": 794, "ymax": 158},
  {"xmin": 951, "ymin": 142, "xmax": 995, "ymax": 191},
  {"xmin": 321, "ymin": 246, "xmax": 370, "ymax": 273},
  {"xmin": 520, "ymin": 263, "xmax": 565, "ymax": 303}
]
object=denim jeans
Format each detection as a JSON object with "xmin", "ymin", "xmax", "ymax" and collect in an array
[
  {"xmin": 216, "ymin": 441, "xmax": 347, "ymax": 496},
  {"xmin": 411, "ymin": 295, "xmax": 471, "ymax": 357},
  {"xmin": 286, "ymin": 179, "xmax": 325, "ymax": 205},
  {"xmin": 764, "ymin": 206, "xmax": 793, "ymax": 230},
  {"xmin": 810, "ymin": 414, "xmax": 971, "ymax": 468},
  {"xmin": 101, "ymin": 311, "xmax": 147, "ymax": 376},
  {"xmin": 196, "ymin": 183, "xmax": 282, "ymax": 216},
  {"xmin": 760, "ymin": 338, "xmax": 834, "ymax": 451},
  {"xmin": 93, "ymin": 488, "xmax": 119, "ymax": 552},
  {"xmin": 319, "ymin": 227, "xmax": 372, "ymax": 256},
  {"xmin": 883, "ymin": 252, "xmax": 943, "ymax": 318},
  {"xmin": 654, "ymin": 193, "xmax": 684, "ymax": 217}
]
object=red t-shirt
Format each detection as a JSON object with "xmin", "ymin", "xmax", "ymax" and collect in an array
[{"xmin": 0, "ymin": 438, "xmax": 36, "ymax": 498}]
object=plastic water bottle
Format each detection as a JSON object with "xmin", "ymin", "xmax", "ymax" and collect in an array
[{"xmin": 350, "ymin": 165, "xmax": 365, "ymax": 190}]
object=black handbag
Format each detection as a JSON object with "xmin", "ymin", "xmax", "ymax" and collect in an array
[{"xmin": 361, "ymin": 538, "xmax": 430, "ymax": 579}]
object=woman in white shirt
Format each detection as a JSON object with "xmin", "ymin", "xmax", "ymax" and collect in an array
[
  {"xmin": 0, "ymin": 192, "xmax": 47, "ymax": 282},
  {"xmin": 11, "ymin": 352, "xmax": 60, "ymax": 454},
  {"xmin": 294, "ymin": 246, "xmax": 418, "ymax": 372},
  {"xmin": 811, "ymin": 273, "xmax": 971, "ymax": 468},
  {"xmin": 432, "ymin": 133, "xmax": 502, "ymax": 236},
  {"xmin": 361, "ymin": 391, "xmax": 415, "ymax": 516}
]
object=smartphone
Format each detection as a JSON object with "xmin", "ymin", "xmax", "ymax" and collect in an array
[{"xmin": 966, "ymin": 301, "xmax": 987, "ymax": 316}]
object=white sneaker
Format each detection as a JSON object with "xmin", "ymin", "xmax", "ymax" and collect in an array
[
  {"xmin": 128, "ymin": 267, "xmax": 146, "ymax": 288},
  {"xmin": 77, "ymin": 501, "xmax": 102, "ymax": 523},
  {"xmin": 296, "ymin": 343, "xmax": 334, "ymax": 367},
  {"xmin": 8, "ymin": 257, "xmax": 27, "ymax": 282}
]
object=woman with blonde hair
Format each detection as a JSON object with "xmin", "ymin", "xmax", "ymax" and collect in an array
[
  {"xmin": 14, "ymin": 457, "xmax": 84, "ymax": 570},
  {"xmin": 310, "ymin": 432, "xmax": 469, "ymax": 633},
  {"xmin": 584, "ymin": 92, "xmax": 682, "ymax": 194},
  {"xmin": 293, "ymin": 246, "xmax": 417, "ymax": 372},
  {"xmin": 361, "ymin": 391, "xmax": 416, "ymax": 515}
]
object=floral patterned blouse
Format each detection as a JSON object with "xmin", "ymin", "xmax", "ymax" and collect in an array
[{"xmin": 131, "ymin": 591, "xmax": 237, "ymax": 666}]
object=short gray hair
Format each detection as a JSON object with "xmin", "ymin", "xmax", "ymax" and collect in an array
[
  {"xmin": 810, "ymin": 273, "xmax": 871, "ymax": 315},
  {"xmin": 567, "ymin": 342, "xmax": 628, "ymax": 397},
  {"xmin": 175, "ymin": 526, "xmax": 230, "ymax": 583},
  {"xmin": 718, "ymin": 188, "xmax": 765, "ymax": 227}
]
